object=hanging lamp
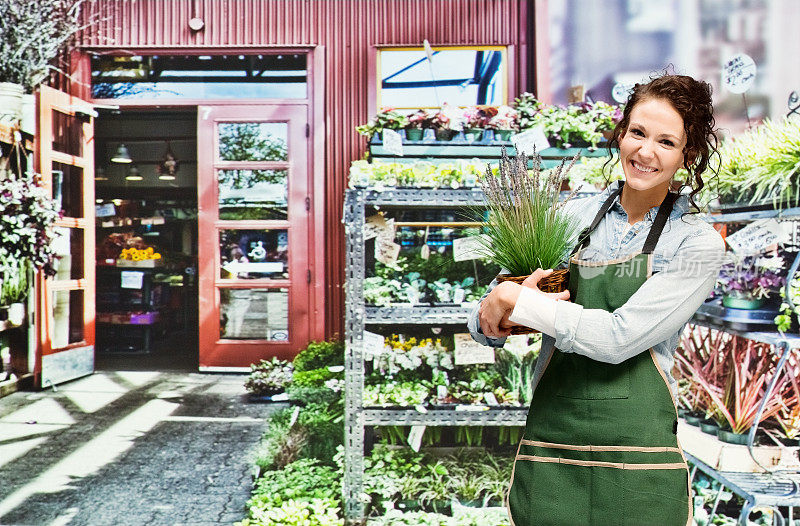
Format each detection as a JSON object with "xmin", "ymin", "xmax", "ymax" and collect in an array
[{"xmin": 111, "ymin": 144, "xmax": 132, "ymax": 163}]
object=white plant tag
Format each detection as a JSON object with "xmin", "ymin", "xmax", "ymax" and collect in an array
[
  {"xmin": 408, "ymin": 425, "xmax": 426, "ymax": 452},
  {"xmin": 452, "ymin": 288, "xmax": 466, "ymax": 304},
  {"xmin": 454, "ymin": 333, "xmax": 495, "ymax": 365},
  {"xmin": 484, "ymin": 392, "xmax": 499, "ymax": 405},
  {"xmin": 453, "ymin": 235, "xmax": 488, "ymax": 262},
  {"xmin": 725, "ymin": 219, "xmax": 790, "ymax": 254},
  {"xmin": 511, "ymin": 127, "xmax": 550, "ymax": 156},
  {"xmin": 382, "ymin": 129, "xmax": 404, "ymax": 156},
  {"xmin": 723, "ymin": 53, "xmax": 756, "ymax": 94},
  {"xmin": 364, "ymin": 214, "xmax": 387, "ymax": 240},
  {"xmin": 362, "ymin": 331, "xmax": 385, "ymax": 359}
]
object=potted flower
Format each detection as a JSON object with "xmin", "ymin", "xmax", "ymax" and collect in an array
[
  {"xmin": 716, "ymin": 254, "xmax": 785, "ymax": 310},
  {"xmin": 485, "ymin": 105, "xmax": 518, "ymax": 142},
  {"xmin": 0, "ymin": 168, "xmax": 60, "ymax": 326},
  {"xmin": 0, "ymin": 1, "xmax": 88, "ymax": 124},
  {"xmin": 244, "ymin": 357, "xmax": 294, "ymax": 399},
  {"xmin": 475, "ymin": 148, "xmax": 581, "ymax": 334},
  {"xmin": 356, "ymin": 107, "xmax": 410, "ymax": 141},
  {"xmin": 461, "ymin": 106, "xmax": 491, "ymax": 142},
  {"xmin": 404, "ymin": 109, "xmax": 432, "ymax": 141},
  {"xmin": 513, "ymin": 92, "xmax": 544, "ymax": 130},
  {"xmin": 430, "ymin": 103, "xmax": 464, "ymax": 141}
]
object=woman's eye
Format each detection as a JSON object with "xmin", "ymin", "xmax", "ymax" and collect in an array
[
  {"xmin": 631, "ymin": 129, "xmax": 644, "ymax": 137},
  {"xmin": 661, "ymin": 140, "xmax": 675, "ymax": 147}
]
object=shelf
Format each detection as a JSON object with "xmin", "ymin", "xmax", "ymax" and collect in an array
[
  {"xmin": 705, "ymin": 206, "xmax": 800, "ymax": 224},
  {"xmin": 362, "ymin": 407, "xmax": 528, "ymax": 426},
  {"xmin": 365, "ymin": 305, "xmax": 472, "ymax": 325},
  {"xmin": 686, "ymin": 452, "xmax": 800, "ymax": 520},
  {"xmin": 353, "ymin": 187, "xmax": 598, "ymax": 208},
  {"xmin": 369, "ymin": 140, "xmax": 610, "ymax": 161}
]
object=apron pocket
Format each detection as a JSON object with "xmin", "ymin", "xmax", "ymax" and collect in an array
[
  {"xmin": 509, "ymin": 457, "xmax": 591, "ymax": 526},
  {"xmin": 556, "ymin": 355, "xmax": 631, "ymax": 400}
]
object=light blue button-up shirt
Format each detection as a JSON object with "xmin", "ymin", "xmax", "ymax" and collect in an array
[{"xmin": 468, "ymin": 180, "xmax": 726, "ymax": 397}]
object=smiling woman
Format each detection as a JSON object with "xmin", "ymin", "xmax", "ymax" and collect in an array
[{"xmin": 469, "ymin": 74, "xmax": 726, "ymax": 526}]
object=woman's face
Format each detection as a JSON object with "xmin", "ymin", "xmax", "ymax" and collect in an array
[{"xmin": 619, "ymin": 97, "xmax": 687, "ymax": 194}]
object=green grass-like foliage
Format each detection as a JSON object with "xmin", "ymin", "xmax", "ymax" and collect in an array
[{"xmin": 478, "ymin": 148, "xmax": 581, "ymax": 276}]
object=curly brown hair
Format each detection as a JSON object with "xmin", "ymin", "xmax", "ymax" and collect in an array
[{"xmin": 606, "ymin": 74, "xmax": 719, "ymax": 212}]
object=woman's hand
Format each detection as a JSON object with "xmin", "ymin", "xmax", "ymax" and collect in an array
[{"xmin": 479, "ymin": 268, "xmax": 570, "ymax": 338}]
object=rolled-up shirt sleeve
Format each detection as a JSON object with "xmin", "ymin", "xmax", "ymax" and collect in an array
[{"xmin": 553, "ymin": 228, "xmax": 726, "ymax": 364}]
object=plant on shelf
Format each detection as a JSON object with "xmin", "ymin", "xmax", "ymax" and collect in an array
[
  {"xmin": 775, "ymin": 276, "xmax": 800, "ymax": 333},
  {"xmin": 715, "ymin": 254, "xmax": 785, "ymax": 310},
  {"xmin": 495, "ymin": 345, "xmax": 539, "ymax": 405},
  {"xmin": 428, "ymin": 277, "xmax": 475, "ymax": 304},
  {"xmin": 556, "ymin": 155, "xmax": 624, "ymax": 191},
  {"xmin": 363, "ymin": 381, "xmax": 430, "ymax": 407},
  {"xmin": 429, "ymin": 103, "xmax": 464, "ymax": 141},
  {"xmin": 522, "ymin": 101, "xmax": 621, "ymax": 149},
  {"xmin": 356, "ymin": 107, "xmax": 410, "ymax": 139},
  {"xmin": 460, "ymin": 106, "xmax": 491, "ymax": 141},
  {"xmin": 512, "ymin": 92, "xmax": 544, "ymax": 130},
  {"xmin": 484, "ymin": 105, "xmax": 518, "ymax": 141},
  {"xmin": 476, "ymin": 148, "xmax": 581, "ymax": 285},
  {"xmin": 715, "ymin": 117, "xmax": 800, "ymax": 206},
  {"xmin": 404, "ymin": 109, "xmax": 433, "ymax": 141},
  {"xmin": 293, "ymin": 340, "xmax": 344, "ymax": 372},
  {"xmin": 348, "ymin": 158, "xmax": 490, "ymax": 189},
  {"xmin": 244, "ymin": 357, "xmax": 294, "ymax": 396}
]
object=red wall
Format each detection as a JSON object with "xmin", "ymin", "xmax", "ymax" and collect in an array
[{"xmin": 77, "ymin": 0, "xmax": 534, "ymax": 338}]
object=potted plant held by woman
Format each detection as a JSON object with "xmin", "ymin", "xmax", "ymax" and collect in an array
[{"xmin": 475, "ymin": 149, "xmax": 581, "ymax": 334}]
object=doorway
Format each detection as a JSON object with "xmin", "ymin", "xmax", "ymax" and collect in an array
[{"xmin": 93, "ymin": 108, "xmax": 199, "ymax": 371}]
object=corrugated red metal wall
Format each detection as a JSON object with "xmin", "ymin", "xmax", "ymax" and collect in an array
[{"xmin": 77, "ymin": 0, "xmax": 533, "ymax": 339}]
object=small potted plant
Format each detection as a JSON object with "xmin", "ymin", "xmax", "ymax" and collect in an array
[
  {"xmin": 356, "ymin": 107, "xmax": 410, "ymax": 141},
  {"xmin": 475, "ymin": 149, "xmax": 581, "ymax": 333},
  {"xmin": 404, "ymin": 109, "xmax": 431, "ymax": 141},
  {"xmin": 244, "ymin": 357, "xmax": 294, "ymax": 399},
  {"xmin": 485, "ymin": 105, "xmax": 518, "ymax": 142},
  {"xmin": 716, "ymin": 254, "xmax": 785, "ymax": 310},
  {"xmin": 461, "ymin": 106, "xmax": 491, "ymax": 142},
  {"xmin": 430, "ymin": 103, "xmax": 464, "ymax": 141}
]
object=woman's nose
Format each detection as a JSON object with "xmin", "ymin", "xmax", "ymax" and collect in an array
[{"xmin": 638, "ymin": 139, "xmax": 656, "ymax": 158}]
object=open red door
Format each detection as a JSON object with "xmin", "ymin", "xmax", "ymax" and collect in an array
[
  {"xmin": 197, "ymin": 104, "xmax": 311, "ymax": 369},
  {"xmin": 34, "ymin": 85, "xmax": 95, "ymax": 388}
]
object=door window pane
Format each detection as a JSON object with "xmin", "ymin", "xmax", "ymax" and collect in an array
[
  {"xmin": 52, "ymin": 227, "xmax": 84, "ymax": 280},
  {"xmin": 219, "ymin": 288, "xmax": 288, "ymax": 341},
  {"xmin": 218, "ymin": 123, "xmax": 288, "ymax": 161},
  {"xmin": 220, "ymin": 229, "xmax": 288, "ymax": 279},
  {"xmin": 218, "ymin": 169, "xmax": 288, "ymax": 220},
  {"xmin": 52, "ymin": 162, "xmax": 83, "ymax": 218},
  {"xmin": 52, "ymin": 110, "xmax": 83, "ymax": 156},
  {"xmin": 50, "ymin": 289, "xmax": 84, "ymax": 348}
]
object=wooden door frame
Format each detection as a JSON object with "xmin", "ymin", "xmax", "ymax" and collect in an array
[
  {"xmin": 196, "ymin": 103, "xmax": 315, "ymax": 369},
  {"xmin": 34, "ymin": 85, "xmax": 96, "ymax": 388}
]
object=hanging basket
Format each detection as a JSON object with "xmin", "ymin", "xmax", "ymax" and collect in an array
[{"xmin": 495, "ymin": 269, "xmax": 570, "ymax": 335}]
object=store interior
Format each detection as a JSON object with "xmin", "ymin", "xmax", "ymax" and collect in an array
[{"xmin": 93, "ymin": 108, "xmax": 199, "ymax": 371}]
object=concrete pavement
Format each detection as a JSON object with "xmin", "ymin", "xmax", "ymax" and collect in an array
[{"xmin": 0, "ymin": 371, "xmax": 280, "ymax": 526}]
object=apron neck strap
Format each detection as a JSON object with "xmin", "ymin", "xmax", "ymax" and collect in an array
[
  {"xmin": 641, "ymin": 190, "xmax": 679, "ymax": 254},
  {"xmin": 571, "ymin": 183, "xmax": 625, "ymax": 255},
  {"xmin": 571, "ymin": 182, "xmax": 679, "ymax": 256}
]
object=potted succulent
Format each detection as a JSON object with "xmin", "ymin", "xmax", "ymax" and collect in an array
[
  {"xmin": 0, "ymin": 1, "xmax": 88, "ymax": 124},
  {"xmin": 404, "ymin": 109, "xmax": 431, "ymax": 141},
  {"xmin": 485, "ymin": 105, "xmax": 518, "ymax": 142},
  {"xmin": 475, "ymin": 148, "xmax": 581, "ymax": 333},
  {"xmin": 430, "ymin": 103, "xmax": 464, "ymax": 141},
  {"xmin": 716, "ymin": 254, "xmax": 785, "ymax": 310},
  {"xmin": 356, "ymin": 107, "xmax": 410, "ymax": 141}
]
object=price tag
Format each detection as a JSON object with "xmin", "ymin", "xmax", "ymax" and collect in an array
[
  {"xmin": 452, "ymin": 288, "xmax": 466, "ymax": 304},
  {"xmin": 382, "ymin": 129, "xmax": 404, "ymax": 156},
  {"xmin": 454, "ymin": 333, "xmax": 496, "ymax": 365},
  {"xmin": 437, "ymin": 385, "xmax": 448, "ymax": 399},
  {"xmin": 722, "ymin": 53, "xmax": 756, "ymax": 94},
  {"xmin": 375, "ymin": 240, "xmax": 401, "ymax": 266},
  {"xmin": 453, "ymin": 235, "xmax": 488, "ymax": 262},
  {"xmin": 120, "ymin": 271, "xmax": 144, "ymax": 290},
  {"xmin": 364, "ymin": 214, "xmax": 387, "ymax": 240},
  {"xmin": 567, "ymin": 85, "xmax": 585, "ymax": 104},
  {"xmin": 484, "ymin": 392, "xmax": 499, "ymax": 405},
  {"xmin": 724, "ymin": 218, "xmax": 791, "ymax": 254},
  {"xmin": 511, "ymin": 127, "xmax": 550, "ymax": 156},
  {"xmin": 408, "ymin": 425, "xmax": 426, "ymax": 452},
  {"xmin": 363, "ymin": 331, "xmax": 385, "ymax": 358},
  {"xmin": 612, "ymin": 82, "xmax": 635, "ymax": 104}
]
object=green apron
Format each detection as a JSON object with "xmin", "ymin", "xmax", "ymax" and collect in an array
[{"xmin": 507, "ymin": 184, "xmax": 693, "ymax": 526}]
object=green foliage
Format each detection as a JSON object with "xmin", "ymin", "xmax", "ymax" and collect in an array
[
  {"xmin": 244, "ymin": 357, "xmax": 294, "ymax": 396},
  {"xmin": 356, "ymin": 109, "xmax": 410, "ymax": 137},
  {"xmin": 477, "ymin": 150, "xmax": 581, "ymax": 275},
  {"xmin": 219, "ymin": 123, "xmax": 288, "ymax": 162},
  {"xmin": 0, "ymin": 256, "xmax": 30, "ymax": 306},
  {"xmin": 239, "ymin": 497, "xmax": 343, "ymax": 526},
  {"xmin": 293, "ymin": 341, "xmax": 344, "ymax": 372},
  {"xmin": 494, "ymin": 348, "xmax": 538, "ymax": 405},
  {"xmin": 293, "ymin": 367, "xmax": 340, "ymax": 388}
]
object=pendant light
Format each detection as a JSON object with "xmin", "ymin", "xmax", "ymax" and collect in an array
[
  {"xmin": 111, "ymin": 144, "xmax": 132, "ymax": 163},
  {"xmin": 156, "ymin": 141, "xmax": 179, "ymax": 181},
  {"xmin": 94, "ymin": 166, "xmax": 108, "ymax": 181},
  {"xmin": 125, "ymin": 165, "xmax": 142, "ymax": 181}
]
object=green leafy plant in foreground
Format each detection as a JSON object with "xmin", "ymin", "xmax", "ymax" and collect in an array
[
  {"xmin": 477, "ymin": 149, "xmax": 581, "ymax": 275},
  {"xmin": 293, "ymin": 340, "xmax": 344, "ymax": 372}
]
